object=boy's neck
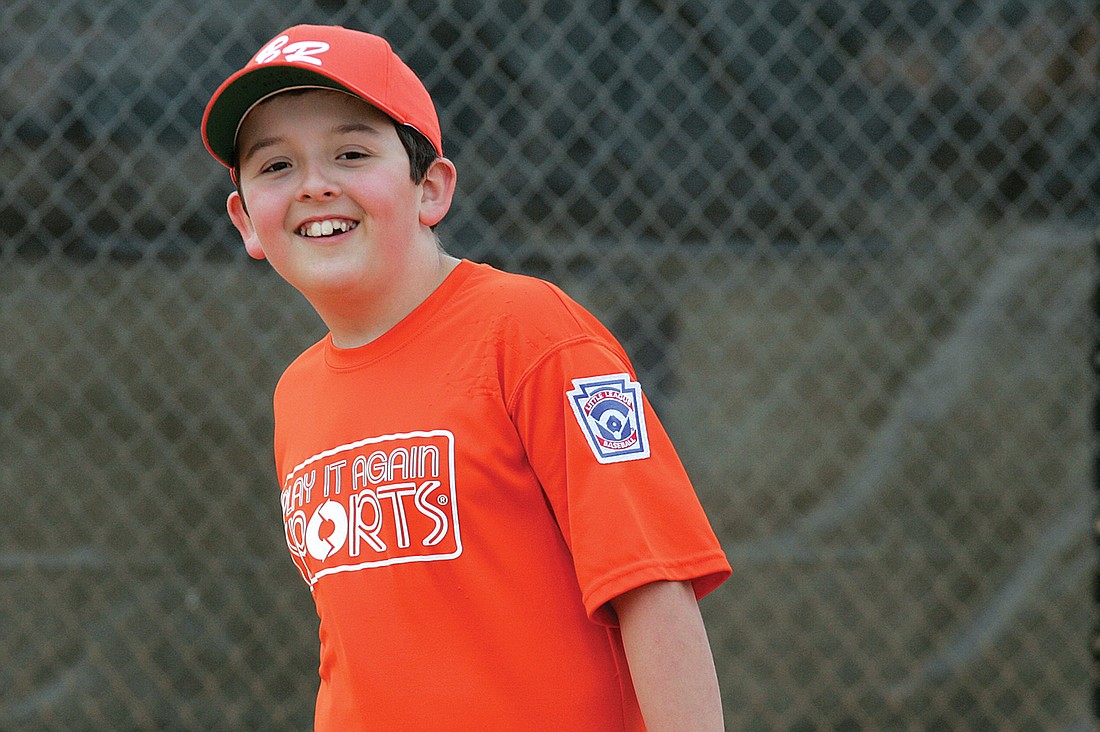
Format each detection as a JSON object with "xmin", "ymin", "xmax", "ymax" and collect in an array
[{"xmin": 321, "ymin": 252, "xmax": 461, "ymax": 350}]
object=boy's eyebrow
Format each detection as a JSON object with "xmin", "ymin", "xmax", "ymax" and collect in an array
[
  {"xmin": 334, "ymin": 122, "xmax": 383, "ymax": 136},
  {"xmin": 239, "ymin": 136, "xmax": 285, "ymax": 165},
  {"xmin": 238, "ymin": 122, "xmax": 384, "ymax": 165}
]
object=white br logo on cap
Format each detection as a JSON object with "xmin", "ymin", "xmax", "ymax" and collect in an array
[
  {"xmin": 254, "ymin": 35, "xmax": 330, "ymax": 66},
  {"xmin": 567, "ymin": 373, "xmax": 651, "ymax": 464}
]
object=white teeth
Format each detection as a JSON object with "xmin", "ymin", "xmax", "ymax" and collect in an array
[{"xmin": 299, "ymin": 219, "xmax": 356, "ymax": 237}]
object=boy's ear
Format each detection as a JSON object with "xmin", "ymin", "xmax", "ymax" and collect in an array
[
  {"xmin": 226, "ymin": 191, "xmax": 267, "ymax": 260},
  {"xmin": 418, "ymin": 157, "xmax": 457, "ymax": 228}
]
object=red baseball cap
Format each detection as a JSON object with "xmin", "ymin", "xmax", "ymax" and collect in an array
[{"xmin": 202, "ymin": 24, "xmax": 442, "ymax": 170}]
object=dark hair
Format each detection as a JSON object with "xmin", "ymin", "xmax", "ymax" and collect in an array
[
  {"xmin": 392, "ymin": 123, "xmax": 444, "ymax": 233},
  {"xmin": 393, "ymin": 123, "xmax": 440, "ymax": 184}
]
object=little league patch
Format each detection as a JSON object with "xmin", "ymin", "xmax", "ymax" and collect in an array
[{"xmin": 567, "ymin": 373, "xmax": 651, "ymax": 463}]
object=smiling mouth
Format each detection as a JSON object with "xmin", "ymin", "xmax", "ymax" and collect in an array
[{"xmin": 297, "ymin": 219, "xmax": 359, "ymax": 238}]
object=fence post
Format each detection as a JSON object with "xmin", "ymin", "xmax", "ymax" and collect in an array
[{"xmin": 1093, "ymin": 218, "xmax": 1100, "ymax": 721}]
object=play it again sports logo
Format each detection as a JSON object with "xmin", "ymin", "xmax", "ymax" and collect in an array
[
  {"xmin": 281, "ymin": 430, "xmax": 461, "ymax": 587},
  {"xmin": 567, "ymin": 373, "xmax": 651, "ymax": 463}
]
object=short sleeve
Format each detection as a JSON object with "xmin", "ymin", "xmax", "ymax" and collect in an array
[{"xmin": 508, "ymin": 336, "xmax": 731, "ymax": 625}]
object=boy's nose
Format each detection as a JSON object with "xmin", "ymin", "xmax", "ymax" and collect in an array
[{"xmin": 296, "ymin": 165, "xmax": 341, "ymax": 201}]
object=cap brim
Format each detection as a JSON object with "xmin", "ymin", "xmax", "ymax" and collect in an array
[{"xmin": 202, "ymin": 66, "xmax": 353, "ymax": 168}]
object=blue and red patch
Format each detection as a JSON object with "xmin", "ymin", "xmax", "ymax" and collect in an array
[{"xmin": 567, "ymin": 373, "xmax": 651, "ymax": 463}]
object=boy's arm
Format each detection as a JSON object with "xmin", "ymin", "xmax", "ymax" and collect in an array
[{"xmin": 611, "ymin": 580, "xmax": 725, "ymax": 731}]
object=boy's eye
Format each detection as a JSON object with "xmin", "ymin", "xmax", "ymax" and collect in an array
[
  {"xmin": 338, "ymin": 150, "xmax": 369, "ymax": 161},
  {"xmin": 261, "ymin": 160, "xmax": 291, "ymax": 174}
]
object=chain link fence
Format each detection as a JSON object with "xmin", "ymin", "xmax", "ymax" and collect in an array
[{"xmin": 1, "ymin": 0, "xmax": 1096, "ymax": 729}]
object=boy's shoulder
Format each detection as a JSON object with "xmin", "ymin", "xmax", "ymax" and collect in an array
[
  {"xmin": 456, "ymin": 261, "xmax": 629, "ymax": 370},
  {"xmin": 464, "ymin": 260, "xmax": 571, "ymax": 305},
  {"xmin": 461, "ymin": 261, "xmax": 607, "ymax": 338}
]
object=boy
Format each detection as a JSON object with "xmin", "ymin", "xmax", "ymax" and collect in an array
[{"xmin": 201, "ymin": 24, "xmax": 730, "ymax": 731}]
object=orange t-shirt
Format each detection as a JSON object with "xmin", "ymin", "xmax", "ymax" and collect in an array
[{"xmin": 272, "ymin": 260, "xmax": 730, "ymax": 730}]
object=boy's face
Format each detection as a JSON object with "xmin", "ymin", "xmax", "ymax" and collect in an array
[{"xmin": 226, "ymin": 89, "xmax": 449, "ymax": 305}]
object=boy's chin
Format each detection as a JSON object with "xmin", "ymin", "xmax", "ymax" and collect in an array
[{"xmin": 296, "ymin": 273, "xmax": 377, "ymax": 307}]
